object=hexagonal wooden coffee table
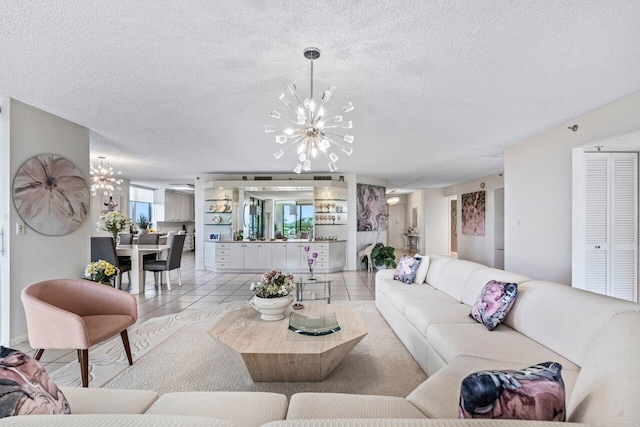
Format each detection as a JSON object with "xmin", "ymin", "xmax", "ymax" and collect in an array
[{"xmin": 208, "ymin": 302, "xmax": 367, "ymax": 382}]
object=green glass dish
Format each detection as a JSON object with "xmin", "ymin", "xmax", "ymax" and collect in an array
[{"xmin": 288, "ymin": 312, "xmax": 341, "ymax": 336}]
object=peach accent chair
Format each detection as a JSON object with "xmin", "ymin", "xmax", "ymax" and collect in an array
[{"xmin": 21, "ymin": 279, "xmax": 137, "ymax": 387}]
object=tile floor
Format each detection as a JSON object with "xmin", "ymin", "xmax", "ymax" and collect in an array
[{"xmin": 14, "ymin": 249, "xmax": 410, "ymax": 373}]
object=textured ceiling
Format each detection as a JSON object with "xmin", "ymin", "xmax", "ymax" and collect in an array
[{"xmin": 1, "ymin": 1, "xmax": 640, "ymax": 190}]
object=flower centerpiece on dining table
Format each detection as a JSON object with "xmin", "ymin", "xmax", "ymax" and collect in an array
[
  {"xmin": 249, "ymin": 269, "xmax": 295, "ymax": 321},
  {"xmin": 303, "ymin": 245, "xmax": 318, "ymax": 280},
  {"xmin": 97, "ymin": 211, "xmax": 132, "ymax": 243},
  {"xmin": 84, "ymin": 259, "xmax": 118, "ymax": 287}
]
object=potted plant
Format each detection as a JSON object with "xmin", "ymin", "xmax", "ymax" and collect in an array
[
  {"xmin": 249, "ymin": 269, "xmax": 296, "ymax": 321},
  {"xmin": 84, "ymin": 260, "xmax": 118, "ymax": 287},
  {"xmin": 371, "ymin": 243, "xmax": 397, "ymax": 270},
  {"xmin": 137, "ymin": 213, "xmax": 149, "ymax": 234}
]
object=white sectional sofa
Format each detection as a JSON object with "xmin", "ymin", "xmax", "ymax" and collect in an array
[{"xmin": 5, "ymin": 255, "xmax": 640, "ymax": 426}]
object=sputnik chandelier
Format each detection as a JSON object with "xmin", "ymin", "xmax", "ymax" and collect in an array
[
  {"xmin": 266, "ymin": 47, "xmax": 355, "ymax": 173},
  {"xmin": 90, "ymin": 156, "xmax": 123, "ymax": 196}
]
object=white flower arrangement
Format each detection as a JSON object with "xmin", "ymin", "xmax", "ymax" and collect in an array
[
  {"xmin": 250, "ymin": 269, "xmax": 295, "ymax": 298},
  {"xmin": 97, "ymin": 211, "xmax": 132, "ymax": 239}
]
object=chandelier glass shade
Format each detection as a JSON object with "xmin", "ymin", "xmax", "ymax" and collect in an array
[
  {"xmin": 266, "ymin": 47, "xmax": 354, "ymax": 173},
  {"xmin": 90, "ymin": 156, "xmax": 123, "ymax": 196}
]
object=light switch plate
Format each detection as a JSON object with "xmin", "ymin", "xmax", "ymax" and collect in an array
[{"xmin": 16, "ymin": 223, "xmax": 25, "ymax": 235}]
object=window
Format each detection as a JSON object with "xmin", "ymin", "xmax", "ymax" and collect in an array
[
  {"xmin": 276, "ymin": 202, "xmax": 313, "ymax": 237},
  {"xmin": 129, "ymin": 186, "xmax": 154, "ymax": 227}
]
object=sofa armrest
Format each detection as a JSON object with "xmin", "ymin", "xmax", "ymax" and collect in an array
[
  {"xmin": 21, "ymin": 294, "xmax": 90, "ymax": 349},
  {"xmin": 375, "ymin": 268, "xmax": 396, "ymax": 282}
]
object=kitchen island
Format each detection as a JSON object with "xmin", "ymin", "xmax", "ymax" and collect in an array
[{"xmin": 203, "ymin": 239, "xmax": 346, "ymax": 273}]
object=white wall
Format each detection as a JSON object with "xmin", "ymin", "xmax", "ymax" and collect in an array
[
  {"xmin": 444, "ymin": 173, "xmax": 504, "ymax": 267},
  {"xmin": 505, "ymin": 91, "xmax": 640, "ymax": 284},
  {"xmin": 423, "ymin": 188, "xmax": 449, "ymax": 256},
  {"xmin": 0, "ymin": 98, "xmax": 11, "ymax": 345},
  {"xmin": 2, "ymin": 99, "xmax": 90, "ymax": 344}
]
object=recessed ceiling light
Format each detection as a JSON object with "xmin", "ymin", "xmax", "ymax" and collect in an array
[{"xmin": 169, "ymin": 184, "xmax": 194, "ymax": 190}]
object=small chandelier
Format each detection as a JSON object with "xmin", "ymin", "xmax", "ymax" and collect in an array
[
  {"xmin": 266, "ymin": 47, "xmax": 355, "ymax": 173},
  {"xmin": 90, "ymin": 156, "xmax": 123, "ymax": 196}
]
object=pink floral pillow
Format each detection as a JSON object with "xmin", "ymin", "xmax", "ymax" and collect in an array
[
  {"xmin": 470, "ymin": 281, "xmax": 518, "ymax": 331},
  {"xmin": 0, "ymin": 346, "xmax": 70, "ymax": 418},
  {"xmin": 393, "ymin": 255, "xmax": 422, "ymax": 284},
  {"xmin": 459, "ymin": 362, "xmax": 566, "ymax": 421}
]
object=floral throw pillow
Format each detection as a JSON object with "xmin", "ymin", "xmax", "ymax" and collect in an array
[
  {"xmin": 470, "ymin": 280, "xmax": 518, "ymax": 331},
  {"xmin": 459, "ymin": 362, "xmax": 566, "ymax": 421},
  {"xmin": 393, "ymin": 255, "xmax": 422, "ymax": 284},
  {"xmin": 0, "ymin": 346, "xmax": 70, "ymax": 418}
]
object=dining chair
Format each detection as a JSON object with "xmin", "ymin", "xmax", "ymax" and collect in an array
[
  {"xmin": 91, "ymin": 237, "xmax": 131, "ymax": 289},
  {"xmin": 143, "ymin": 234, "xmax": 186, "ymax": 290},
  {"xmin": 117, "ymin": 234, "xmax": 134, "ymax": 267},
  {"xmin": 402, "ymin": 233, "xmax": 410, "ymax": 251},
  {"xmin": 119, "ymin": 234, "xmax": 134, "ymax": 245},
  {"xmin": 137, "ymin": 232, "xmax": 160, "ymax": 265},
  {"xmin": 165, "ymin": 230, "xmax": 176, "ymax": 245},
  {"xmin": 21, "ymin": 279, "xmax": 137, "ymax": 387}
]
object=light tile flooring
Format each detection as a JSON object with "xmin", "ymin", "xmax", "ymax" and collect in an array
[{"xmin": 14, "ymin": 249, "xmax": 413, "ymax": 374}]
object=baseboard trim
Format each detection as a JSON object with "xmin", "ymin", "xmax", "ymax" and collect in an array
[{"xmin": 8, "ymin": 333, "xmax": 28, "ymax": 347}]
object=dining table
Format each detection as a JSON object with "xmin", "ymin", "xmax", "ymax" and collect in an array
[{"xmin": 116, "ymin": 244, "xmax": 170, "ymax": 294}]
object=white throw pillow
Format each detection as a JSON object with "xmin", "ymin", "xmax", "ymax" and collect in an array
[{"xmin": 413, "ymin": 254, "xmax": 430, "ymax": 284}]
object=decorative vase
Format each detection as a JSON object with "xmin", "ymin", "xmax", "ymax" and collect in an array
[
  {"xmin": 250, "ymin": 295, "xmax": 294, "ymax": 321},
  {"xmin": 308, "ymin": 265, "xmax": 316, "ymax": 281}
]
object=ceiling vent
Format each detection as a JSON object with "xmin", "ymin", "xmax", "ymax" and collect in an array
[
  {"xmin": 255, "ymin": 176, "xmax": 273, "ymax": 181},
  {"xmin": 313, "ymin": 176, "xmax": 332, "ymax": 181}
]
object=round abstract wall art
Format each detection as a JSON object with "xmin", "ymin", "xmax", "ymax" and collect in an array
[{"xmin": 12, "ymin": 154, "xmax": 89, "ymax": 236}]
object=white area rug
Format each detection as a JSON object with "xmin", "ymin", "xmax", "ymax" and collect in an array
[{"xmin": 51, "ymin": 301, "xmax": 427, "ymax": 397}]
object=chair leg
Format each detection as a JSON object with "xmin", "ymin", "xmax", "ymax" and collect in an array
[
  {"xmin": 153, "ymin": 272, "xmax": 158, "ymax": 287},
  {"xmin": 34, "ymin": 349, "xmax": 44, "ymax": 360},
  {"xmin": 127, "ymin": 271, "xmax": 131, "ymax": 285},
  {"xmin": 166, "ymin": 270, "xmax": 172, "ymax": 290},
  {"xmin": 116, "ymin": 274, "xmax": 122, "ymax": 290},
  {"xmin": 78, "ymin": 349, "xmax": 89, "ymax": 387},
  {"xmin": 121, "ymin": 330, "xmax": 133, "ymax": 366},
  {"xmin": 177, "ymin": 268, "xmax": 183, "ymax": 287}
]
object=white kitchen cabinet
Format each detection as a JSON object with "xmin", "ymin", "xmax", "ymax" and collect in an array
[
  {"xmin": 156, "ymin": 190, "xmax": 195, "ymax": 222},
  {"xmin": 256, "ymin": 243, "xmax": 272, "ymax": 270},
  {"xmin": 242, "ymin": 243, "xmax": 258, "ymax": 270},
  {"xmin": 229, "ymin": 243, "xmax": 244, "ymax": 270},
  {"xmin": 271, "ymin": 243, "xmax": 287, "ymax": 270},
  {"xmin": 204, "ymin": 241, "xmax": 346, "ymax": 273}
]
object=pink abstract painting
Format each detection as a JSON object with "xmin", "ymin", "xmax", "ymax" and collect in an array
[
  {"xmin": 12, "ymin": 154, "xmax": 89, "ymax": 236},
  {"xmin": 357, "ymin": 184, "xmax": 387, "ymax": 231},
  {"xmin": 461, "ymin": 191, "xmax": 485, "ymax": 236}
]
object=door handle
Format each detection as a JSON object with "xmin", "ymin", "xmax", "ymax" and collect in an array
[{"xmin": 595, "ymin": 245, "xmax": 601, "ymax": 249}]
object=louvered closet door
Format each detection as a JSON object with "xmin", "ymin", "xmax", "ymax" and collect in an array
[
  {"xmin": 583, "ymin": 152, "xmax": 637, "ymax": 302},
  {"xmin": 584, "ymin": 153, "xmax": 610, "ymax": 296},
  {"xmin": 610, "ymin": 153, "xmax": 637, "ymax": 301}
]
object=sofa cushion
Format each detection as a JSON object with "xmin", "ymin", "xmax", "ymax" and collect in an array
[
  {"xmin": 59, "ymin": 386, "xmax": 159, "ymax": 414},
  {"xmin": 431, "ymin": 260, "xmax": 484, "ymax": 301},
  {"xmin": 405, "ymin": 303, "xmax": 477, "ymax": 337},
  {"xmin": 425, "ymin": 323, "xmax": 580, "ymax": 371},
  {"xmin": 145, "ymin": 392, "xmax": 287, "ymax": 427},
  {"xmin": 0, "ymin": 346, "xmax": 70, "ymax": 417},
  {"xmin": 413, "ymin": 254, "xmax": 430, "ymax": 284},
  {"xmin": 286, "ymin": 393, "xmax": 426, "ymax": 420},
  {"xmin": 425, "ymin": 255, "xmax": 454, "ymax": 287},
  {"xmin": 469, "ymin": 281, "xmax": 518, "ymax": 331},
  {"xmin": 264, "ymin": 420, "xmax": 589, "ymax": 427},
  {"xmin": 386, "ymin": 288, "xmax": 458, "ymax": 316},
  {"xmin": 407, "ymin": 357, "xmax": 580, "ymax": 420},
  {"xmin": 461, "ymin": 269, "xmax": 530, "ymax": 307},
  {"xmin": 459, "ymin": 362, "xmax": 566, "ymax": 421},
  {"xmin": 394, "ymin": 255, "xmax": 423, "ymax": 284},
  {"xmin": 0, "ymin": 414, "xmax": 237, "ymax": 426},
  {"xmin": 503, "ymin": 280, "xmax": 640, "ymax": 366}
]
